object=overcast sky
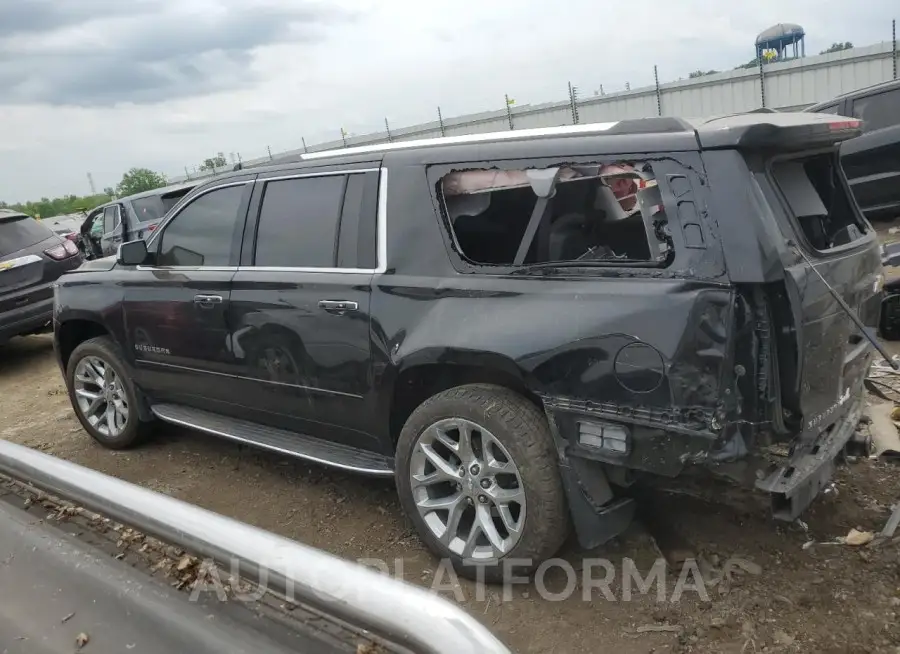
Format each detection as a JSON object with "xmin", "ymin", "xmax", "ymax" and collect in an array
[{"xmin": 0, "ymin": 0, "xmax": 895, "ymax": 202}]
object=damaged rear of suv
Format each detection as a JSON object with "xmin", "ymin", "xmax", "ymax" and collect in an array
[{"xmin": 53, "ymin": 112, "xmax": 883, "ymax": 581}]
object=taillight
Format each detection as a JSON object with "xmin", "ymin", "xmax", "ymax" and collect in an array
[
  {"xmin": 828, "ymin": 119, "xmax": 861, "ymax": 131},
  {"xmin": 147, "ymin": 223, "xmax": 158, "ymax": 231},
  {"xmin": 64, "ymin": 232, "xmax": 78, "ymax": 241},
  {"xmin": 44, "ymin": 239, "xmax": 79, "ymax": 260}
]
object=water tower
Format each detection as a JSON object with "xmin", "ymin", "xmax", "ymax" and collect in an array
[{"xmin": 756, "ymin": 23, "xmax": 806, "ymax": 62}]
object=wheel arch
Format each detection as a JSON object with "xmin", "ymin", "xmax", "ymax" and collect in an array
[{"xmin": 386, "ymin": 349, "xmax": 543, "ymax": 446}]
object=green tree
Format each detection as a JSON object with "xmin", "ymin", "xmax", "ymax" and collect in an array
[
  {"xmin": 116, "ymin": 168, "xmax": 167, "ymax": 197},
  {"xmin": 1, "ymin": 193, "xmax": 112, "ymax": 219},
  {"xmin": 689, "ymin": 69, "xmax": 720, "ymax": 78},
  {"xmin": 820, "ymin": 41, "xmax": 853, "ymax": 54},
  {"xmin": 199, "ymin": 153, "xmax": 227, "ymax": 172}
]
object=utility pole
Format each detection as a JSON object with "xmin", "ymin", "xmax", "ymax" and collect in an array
[
  {"xmin": 568, "ymin": 82, "xmax": 580, "ymax": 124},
  {"xmin": 86, "ymin": 172, "xmax": 96, "ymax": 195},
  {"xmin": 267, "ymin": 145, "xmax": 273, "ymax": 161},
  {"xmin": 302, "ymin": 137, "xmax": 309, "ymax": 154},
  {"xmin": 653, "ymin": 65, "xmax": 662, "ymax": 116},
  {"xmin": 341, "ymin": 128, "xmax": 348, "ymax": 148},
  {"xmin": 384, "ymin": 117, "xmax": 393, "ymax": 143},
  {"xmin": 505, "ymin": 94, "xmax": 514, "ymax": 130},
  {"xmin": 437, "ymin": 106, "xmax": 446, "ymax": 137}
]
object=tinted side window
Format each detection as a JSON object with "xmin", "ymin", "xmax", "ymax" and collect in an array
[
  {"xmin": 254, "ymin": 176, "xmax": 346, "ymax": 267},
  {"xmin": 157, "ymin": 185, "xmax": 245, "ymax": 266},
  {"xmin": 851, "ymin": 88, "xmax": 900, "ymax": 132},
  {"xmin": 103, "ymin": 206, "xmax": 119, "ymax": 233},
  {"xmin": 813, "ymin": 104, "xmax": 840, "ymax": 115}
]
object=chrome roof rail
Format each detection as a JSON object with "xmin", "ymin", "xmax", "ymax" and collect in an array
[{"xmin": 0, "ymin": 439, "xmax": 510, "ymax": 654}]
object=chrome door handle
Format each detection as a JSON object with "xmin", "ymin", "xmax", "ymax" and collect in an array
[
  {"xmin": 318, "ymin": 300, "xmax": 358, "ymax": 313},
  {"xmin": 194, "ymin": 294, "xmax": 223, "ymax": 308}
]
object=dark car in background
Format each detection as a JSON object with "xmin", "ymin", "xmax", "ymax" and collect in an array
[
  {"xmin": 1, "ymin": 209, "xmax": 83, "ymax": 345},
  {"xmin": 80, "ymin": 182, "xmax": 197, "ymax": 260},
  {"xmin": 805, "ymin": 79, "xmax": 900, "ymax": 223}
]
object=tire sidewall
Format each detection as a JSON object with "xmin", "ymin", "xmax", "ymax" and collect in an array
[
  {"xmin": 66, "ymin": 337, "xmax": 142, "ymax": 449},
  {"xmin": 395, "ymin": 385, "xmax": 566, "ymax": 582}
]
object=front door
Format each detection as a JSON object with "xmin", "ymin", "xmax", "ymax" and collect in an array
[
  {"xmin": 120, "ymin": 178, "xmax": 255, "ymax": 412},
  {"xmin": 100, "ymin": 205, "xmax": 124, "ymax": 257},
  {"xmin": 227, "ymin": 168, "xmax": 381, "ymax": 452}
]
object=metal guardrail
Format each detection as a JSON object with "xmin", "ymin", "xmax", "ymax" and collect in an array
[{"xmin": 0, "ymin": 439, "xmax": 510, "ymax": 654}]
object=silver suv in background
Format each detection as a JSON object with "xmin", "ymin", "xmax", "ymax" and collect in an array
[{"xmin": 80, "ymin": 182, "xmax": 197, "ymax": 260}]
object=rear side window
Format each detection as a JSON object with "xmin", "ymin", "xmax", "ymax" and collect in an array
[
  {"xmin": 254, "ymin": 176, "xmax": 345, "ymax": 267},
  {"xmin": 0, "ymin": 215, "xmax": 54, "ymax": 257},
  {"xmin": 771, "ymin": 153, "xmax": 868, "ymax": 252},
  {"xmin": 131, "ymin": 196, "xmax": 166, "ymax": 223},
  {"xmin": 850, "ymin": 88, "xmax": 900, "ymax": 133},
  {"xmin": 157, "ymin": 185, "xmax": 245, "ymax": 266},
  {"xmin": 813, "ymin": 104, "xmax": 840, "ymax": 115},
  {"xmin": 437, "ymin": 162, "xmax": 671, "ymax": 267}
]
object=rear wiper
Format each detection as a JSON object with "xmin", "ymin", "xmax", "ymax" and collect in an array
[{"xmin": 788, "ymin": 239, "xmax": 900, "ymax": 370}]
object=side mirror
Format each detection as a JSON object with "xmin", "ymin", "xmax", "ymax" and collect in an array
[{"xmin": 117, "ymin": 239, "xmax": 148, "ymax": 266}]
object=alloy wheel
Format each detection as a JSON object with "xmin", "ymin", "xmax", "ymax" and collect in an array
[
  {"xmin": 409, "ymin": 418, "xmax": 526, "ymax": 561},
  {"xmin": 73, "ymin": 355, "xmax": 129, "ymax": 438}
]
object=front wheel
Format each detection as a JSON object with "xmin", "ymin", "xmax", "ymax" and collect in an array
[
  {"xmin": 395, "ymin": 384, "xmax": 570, "ymax": 582},
  {"xmin": 66, "ymin": 336, "xmax": 151, "ymax": 449}
]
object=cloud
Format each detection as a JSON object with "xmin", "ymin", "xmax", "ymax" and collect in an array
[{"xmin": 0, "ymin": 1, "xmax": 350, "ymax": 106}]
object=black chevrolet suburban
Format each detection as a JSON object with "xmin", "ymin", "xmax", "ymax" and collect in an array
[{"xmin": 52, "ymin": 113, "xmax": 883, "ymax": 580}]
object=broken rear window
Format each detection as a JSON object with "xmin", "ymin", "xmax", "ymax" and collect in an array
[
  {"xmin": 439, "ymin": 162, "xmax": 672, "ymax": 268},
  {"xmin": 770, "ymin": 153, "xmax": 868, "ymax": 252}
]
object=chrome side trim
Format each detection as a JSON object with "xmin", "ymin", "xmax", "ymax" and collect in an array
[
  {"xmin": 136, "ymin": 265, "xmax": 239, "ymax": 272},
  {"xmin": 376, "ymin": 167, "xmax": 388, "ymax": 274},
  {"xmin": 247, "ymin": 375, "xmax": 363, "ymax": 398},
  {"xmin": 262, "ymin": 168, "xmax": 379, "ymax": 182},
  {"xmin": 138, "ymin": 360, "xmax": 235, "ymax": 377},
  {"xmin": 0, "ymin": 440, "xmax": 508, "ymax": 653},
  {"xmin": 0, "ymin": 254, "xmax": 42, "ymax": 271},
  {"xmin": 300, "ymin": 122, "xmax": 620, "ymax": 161},
  {"xmin": 235, "ymin": 266, "xmax": 375, "ymax": 274},
  {"xmin": 150, "ymin": 408, "xmax": 388, "ymax": 475}
]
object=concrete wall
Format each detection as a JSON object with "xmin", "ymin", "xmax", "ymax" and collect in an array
[{"xmin": 170, "ymin": 42, "xmax": 898, "ymax": 184}]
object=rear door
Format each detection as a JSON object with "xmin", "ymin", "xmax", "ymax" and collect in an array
[
  {"xmin": 120, "ymin": 178, "xmax": 254, "ymax": 411},
  {"xmin": 765, "ymin": 150, "xmax": 882, "ymax": 432},
  {"xmin": 226, "ymin": 166, "xmax": 380, "ymax": 452}
]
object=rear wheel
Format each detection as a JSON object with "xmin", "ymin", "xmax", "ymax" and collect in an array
[
  {"xmin": 66, "ymin": 336, "xmax": 151, "ymax": 449},
  {"xmin": 395, "ymin": 384, "xmax": 570, "ymax": 582}
]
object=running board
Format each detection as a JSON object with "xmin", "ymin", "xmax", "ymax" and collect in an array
[{"xmin": 150, "ymin": 404, "xmax": 394, "ymax": 476}]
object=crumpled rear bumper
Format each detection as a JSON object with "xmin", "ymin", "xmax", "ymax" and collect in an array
[{"xmin": 755, "ymin": 397, "xmax": 862, "ymax": 521}]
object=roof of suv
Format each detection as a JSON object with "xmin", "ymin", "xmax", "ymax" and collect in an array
[
  {"xmin": 217, "ymin": 111, "xmax": 858, "ymax": 182},
  {"xmin": 806, "ymin": 78, "xmax": 900, "ymax": 111}
]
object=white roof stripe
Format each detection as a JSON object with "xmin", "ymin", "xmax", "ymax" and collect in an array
[{"xmin": 300, "ymin": 121, "xmax": 620, "ymax": 161}]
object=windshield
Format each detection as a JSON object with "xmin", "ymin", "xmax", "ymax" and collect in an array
[{"xmin": 0, "ymin": 215, "xmax": 55, "ymax": 257}]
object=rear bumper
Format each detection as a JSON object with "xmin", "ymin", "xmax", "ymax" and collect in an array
[
  {"xmin": 755, "ymin": 394, "xmax": 863, "ymax": 521},
  {"xmin": 0, "ymin": 297, "xmax": 53, "ymax": 343}
]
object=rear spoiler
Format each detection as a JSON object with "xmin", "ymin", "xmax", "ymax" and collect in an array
[{"xmin": 697, "ymin": 117, "xmax": 862, "ymax": 150}]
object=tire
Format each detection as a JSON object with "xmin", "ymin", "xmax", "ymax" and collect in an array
[
  {"xmin": 395, "ymin": 384, "xmax": 570, "ymax": 582},
  {"xmin": 66, "ymin": 336, "xmax": 151, "ymax": 450}
]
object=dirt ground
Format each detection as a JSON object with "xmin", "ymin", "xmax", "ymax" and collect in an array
[{"xmin": 2, "ymin": 336, "xmax": 899, "ymax": 654}]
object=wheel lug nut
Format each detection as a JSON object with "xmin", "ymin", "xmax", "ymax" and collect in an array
[
  {"xmin": 480, "ymin": 478, "xmax": 491, "ymax": 489},
  {"xmin": 477, "ymin": 495, "xmax": 488, "ymax": 504},
  {"xmin": 466, "ymin": 497, "xmax": 474, "ymax": 505},
  {"xmin": 469, "ymin": 464, "xmax": 480, "ymax": 475},
  {"xmin": 458, "ymin": 467, "xmax": 466, "ymax": 477}
]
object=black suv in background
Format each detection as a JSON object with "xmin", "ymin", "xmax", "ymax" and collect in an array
[
  {"xmin": 806, "ymin": 79, "xmax": 900, "ymax": 223},
  {"xmin": 1, "ymin": 210, "xmax": 83, "ymax": 345},
  {"xmin": 79, "ymin": 182, "xmax": 197, "ymax": 260},
  {"xmin": 53, "ymin": 114, "xmax": 883, "ymax": 580}
]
